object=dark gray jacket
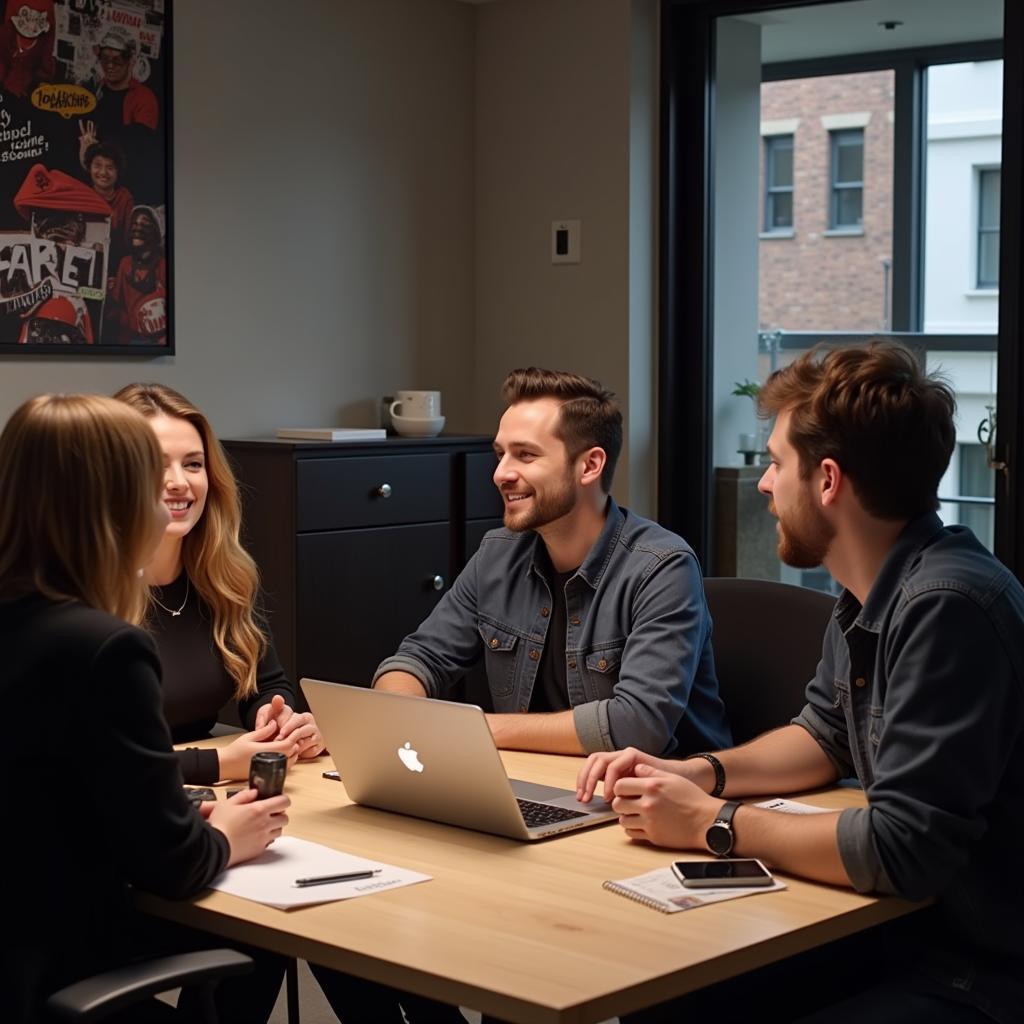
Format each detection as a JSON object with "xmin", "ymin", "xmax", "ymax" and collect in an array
[
  {"xmin": 375, "ymin": 499, "xmax": 731, "ymax": 756},
  {"xmin": 795, "ymin": 513, "xmax": 1024, "ymax": 1022}
]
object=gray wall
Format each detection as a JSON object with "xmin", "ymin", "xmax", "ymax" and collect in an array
[
  {"xmin": 0, "ymin": 0, "xmax": 478, "ymax": 438},
  {"xmin": 474, "ymin": 0, "xmax": 657, "ymax": 512},
  {"xmin": 0, "ymin": 0, "xmax": 658, "ymax": 514}
]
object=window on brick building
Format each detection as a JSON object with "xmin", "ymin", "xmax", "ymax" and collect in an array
[
  {"xmin": 977, "ymin": 167, "xmax": 1001, "ymax": 288},
  {"xmin": 829, "ymin": 128, "xmax": 863, "ymax": 229},
  {"xmin": 763, "ymin": 134, "xmax": 793, "ymax": 231}
]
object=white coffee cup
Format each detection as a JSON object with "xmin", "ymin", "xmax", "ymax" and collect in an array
[{"xmin": 390, "ymin": 390, "xmax": 441, "ymax": 419}]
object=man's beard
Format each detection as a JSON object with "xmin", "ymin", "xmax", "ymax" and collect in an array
[
  {"xmin": 770, "ymin": 493, "xmax": 835, "ymax": 569},
  {"xmin": 503, "ymin": 473, "xmax": 576, "ymax": 533}
]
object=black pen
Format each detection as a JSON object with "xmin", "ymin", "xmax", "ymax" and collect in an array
[{"xmin": 294, "ymin": 869, "xmax": 382, "ymax": 888}]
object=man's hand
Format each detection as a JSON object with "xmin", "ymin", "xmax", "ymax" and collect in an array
[
  {"xmin": 575, "ymin": 746, "xmax": 696, "ymax": 802},
  {"xmin": 611, "ymin": 764, "xmax": 722, "ymax": 849},
  {"xmin": 253, "ymin": 695, "xmax": 326, "ymax": 759}
]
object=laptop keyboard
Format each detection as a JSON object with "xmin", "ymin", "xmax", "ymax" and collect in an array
[{"xmin": 517, "ymin": 797, "xmax": 588, "ymax": 828}]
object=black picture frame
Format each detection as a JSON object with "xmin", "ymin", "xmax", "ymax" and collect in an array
[{"xmin": 0, "ymin": 0, "xmax": 172, "ymax": 356}]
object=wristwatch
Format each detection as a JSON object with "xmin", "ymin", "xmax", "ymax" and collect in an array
[{"xmin": 705, "ymin": 800, "xmax": 741, "ymax": 857}]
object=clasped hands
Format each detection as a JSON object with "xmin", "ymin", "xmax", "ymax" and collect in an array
[
  {"xmin": 217, "ymin": 695, "xmax": 326, "ymax": 781},
  {"xmin": 575, "ymin": 747, "xmax": 724, "ymax": 849}
]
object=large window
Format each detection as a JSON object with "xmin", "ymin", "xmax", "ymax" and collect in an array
[
  {"xmin": 659, "ymin": 0, "xmax": 1022, "ymax": 588},
  {"xmin": 829, "ymin": 128, "xmax": 863, "ymax": 229},
  {"xmin": 978, "ymin": 168, "xmax": 1001, "ymax": 288},
  {"xmin": 763, "ymin": 134, "xmax": 794, "ymax": 232}
]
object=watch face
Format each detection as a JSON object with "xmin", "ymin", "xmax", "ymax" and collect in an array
[{"xmin": 706, "ymin": 822, "xmax": 733, "ymax": 856}]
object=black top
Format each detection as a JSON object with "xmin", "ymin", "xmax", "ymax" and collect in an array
[
  {"xmin": 1, "ymin": 594, "xmax": 229, "ymax": 1021},
  {"xmin": 148, "ymin": 572, "xmax": 295, "ymax": 785},
  {"xmin": 530, "ymin": 558, "xmax": 574, "ymax": 714}
]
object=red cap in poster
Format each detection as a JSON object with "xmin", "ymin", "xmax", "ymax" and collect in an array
[{"xmin": 14, "ymin": 163, "xmax": 113, "ymax": 219}]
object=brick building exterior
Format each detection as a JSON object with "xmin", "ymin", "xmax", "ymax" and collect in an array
[{"xmin": 759, "ymin": 71, "xmax": 894, "ymax": 331}]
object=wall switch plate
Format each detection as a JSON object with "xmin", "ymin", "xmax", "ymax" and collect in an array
[{"xmin": 551, "ymin": 219, "xmax": 581, "ymax": 264}]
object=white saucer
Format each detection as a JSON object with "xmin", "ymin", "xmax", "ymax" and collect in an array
[{"xmin": 392, "ymin": 414, "xmax": 445, "ymax": 438}]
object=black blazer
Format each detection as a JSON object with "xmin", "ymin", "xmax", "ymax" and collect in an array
[{"xmin": 0, "ymin": 594, "xmax": 229, "ymax": 1023}]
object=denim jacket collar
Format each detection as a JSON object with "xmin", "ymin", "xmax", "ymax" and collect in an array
[
  {"xmin": 527, "ymin": 497, "xmax": 624, "ymax": 591},
  {"xmin": 835, "ymin": 511, "xmax": 948, "ymax": 634}
]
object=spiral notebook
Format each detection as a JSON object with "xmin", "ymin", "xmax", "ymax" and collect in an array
[{"xmin": 603, "ymin": 866, "xmax": 786, "ymax": 914}]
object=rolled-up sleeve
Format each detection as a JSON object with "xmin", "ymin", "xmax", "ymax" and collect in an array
[
  {"xmin": 835, "ymin": 593, "xmax": 1021, "ymax": 899},
  {"xmin": 573, "ymin": 549, "xmax": 708, "ymax": 755},
  {"xmin": 373, "ymin": 550, "xmax": 484, "ymax": 697}
]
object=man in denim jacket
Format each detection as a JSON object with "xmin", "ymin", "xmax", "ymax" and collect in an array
[
  {"xmin": 579, "ymin": 343, "xmax": 1024, "ymax": 1023},
  {"xmin": 374, "ymin": 367, "xmax": 730, "ymax": 757}
]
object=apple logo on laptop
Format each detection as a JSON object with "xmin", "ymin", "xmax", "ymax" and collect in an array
[{"xmin": 398, "ymin": 741, "xmax": 424, "ymax": 773}]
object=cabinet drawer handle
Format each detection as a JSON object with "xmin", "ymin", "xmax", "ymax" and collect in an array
[
  {"xmin": 431, "ymin": 574, "xmax": 445, "ymax": 591},
  {"xmin": 375, "ymin": 483, "xmax": 392, "ymax": 498}
]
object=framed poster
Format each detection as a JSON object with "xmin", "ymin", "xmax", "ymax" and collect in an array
[{"xmin": 0, "ymin": 0, "xmax": 170, "ymax": 354}]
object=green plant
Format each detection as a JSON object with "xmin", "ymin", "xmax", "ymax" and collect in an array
[{"xmin": 732, "ymin": 379, "xmax": 761, "ymax": 399}]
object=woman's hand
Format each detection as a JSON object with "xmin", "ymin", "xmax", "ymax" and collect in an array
[
  {"xmin": 254, "ymin": 694, "xmax": 326, "ymax": 759},
  {"xmin": 216, "ymin": 721, "xmax": 302, "ymax": 781},
  {"xmin": 207, "ymin": 788, "xmax": 290, "ymax": 866}
]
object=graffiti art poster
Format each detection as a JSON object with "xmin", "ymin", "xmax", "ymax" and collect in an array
[{"xmin": 0, "ymin": 0, "xmax": 170, "ymax": 354}]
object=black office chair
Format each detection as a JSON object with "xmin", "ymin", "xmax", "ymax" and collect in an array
[
  {"xmin": 704, "ymin": 577, "xmax": 836, "ymax": 745},
  {"xmin": 44, "ymin": 949, "xmax": 253, "ymax": 1022}
]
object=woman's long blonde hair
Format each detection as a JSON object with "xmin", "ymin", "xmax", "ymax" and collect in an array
[
  {"xmin": 0, "ymin": 394, "xmax": 162, "ymax": 622},
  {"xmin": 113, "ymin": 383, "xmax": 266, "ymax": 699}
]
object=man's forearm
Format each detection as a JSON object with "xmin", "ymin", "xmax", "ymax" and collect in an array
[
  {"xmin": 373, "ymin": 671, "xmax": 427, "ymax": 697},
  {"xmin": 732, "ymin": 805, "xmax": 850, "ymax": 887},
  {"xmin": 690, "ymin": 725, "xmax": 839, "ymax": 797},
  {"xmin": 486, "ymin": 710, "xmax": 585, "ymax": 755}
]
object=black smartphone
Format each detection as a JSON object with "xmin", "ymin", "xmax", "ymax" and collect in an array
[
  {"xmin": 670, "ymin": 859, "xmax": 773, "ymax": 888},
  {"xmin": 184, "ymin": 787, "xmax": 216, "ymax": 805},
  {"xmin": 322, "ymin": 769, "xmax": 341, "ymax": 781}
]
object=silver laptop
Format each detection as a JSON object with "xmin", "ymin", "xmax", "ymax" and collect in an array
[{"xmin": 301, "ymin": 679, "xmax": 617, "ymax": 840}]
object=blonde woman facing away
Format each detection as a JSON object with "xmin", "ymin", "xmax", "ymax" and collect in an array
[
  {"xmin": 0, "ymin": 394, "xmax": 290, "ymax": 1023},
  {"xmin": 114, "ymin": 383, "xmax": 325, "ymax": 784}
]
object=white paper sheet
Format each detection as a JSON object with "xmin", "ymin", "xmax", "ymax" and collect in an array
[
  {"xmin": 755, "ymin": 798, "xmax": 834, "ymax": 814},
  {"xmin": 208, "ymin": 835, "xmax": 431, "ymax": 910}
]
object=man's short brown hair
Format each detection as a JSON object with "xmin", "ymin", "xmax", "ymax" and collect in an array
[
  {"xmin": 502, "ymin": 367, "xmax": 623, "ymax": 492},
  {"xmin": 758, "ymin": 342, "xmax": 956, "ymax": 521}
]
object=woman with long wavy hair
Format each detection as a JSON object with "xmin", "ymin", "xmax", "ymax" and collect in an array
[
  {"xmin": 0, "ymin": 393, "xmax": 290, "ymax": 1023},
  {"xmin": 114, "ymin": 382, "xmax": 325, "ymax": 784}
]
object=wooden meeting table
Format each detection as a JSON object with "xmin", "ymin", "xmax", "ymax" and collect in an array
[{"xmin": 138, "ymin": 737, "xmax": 922, "ymax": 1023}]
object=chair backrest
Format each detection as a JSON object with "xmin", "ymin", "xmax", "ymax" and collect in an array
[{"xmin": 704, "ymin": 577, "xmax": 836, "ymax": 746}]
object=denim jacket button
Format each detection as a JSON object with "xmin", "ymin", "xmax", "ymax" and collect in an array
[
  {"xmin": 528, "ymin": 649, "xmax": 540, "ymax": 661},
  {"xmin": 568, "ymin": 659, "xmax": 577, "ymax": 669},
  {"xmin": 489, "ymin": 638, "xmax": 500, "ymax": 649},
  {"xmin": 855, "ymin": 676, "xmax": 866, "ymax": 687},
  {"xmin": 598, "ymin": 658, "xmax": 608, "ymax": 670},
  {"xmin": 570, "ymin": 616, "xmax": 581, "ymax": 626},
  {"xmin": 540, "ymin": 607, "xmax": 550, "ymax": 617}
]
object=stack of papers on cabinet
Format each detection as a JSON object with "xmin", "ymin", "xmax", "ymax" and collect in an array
[{"xmin": 276, "ymin": 427, "xmax": 386, "ymax": 442}]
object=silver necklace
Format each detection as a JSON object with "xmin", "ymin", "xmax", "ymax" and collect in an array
[{"xmin": 151, "ymin": 575, "xmax": 189, "ymax": 617}]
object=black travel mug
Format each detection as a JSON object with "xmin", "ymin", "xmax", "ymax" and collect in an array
[{"xmin": 249, "ymin": 751, "xmax": 287, "ymax": 799}]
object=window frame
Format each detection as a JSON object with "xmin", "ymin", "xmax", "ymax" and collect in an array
[
  {"xmin": 977, "ymin": 166, "xmax": 1001, "ymax": 289},
  {"xmin": 659, "ymin": 0, "xmax": 1024, "ymax": 580},
  {"xmin": 763, "ymin": 132, "xmax": 794, "ymax": 233},
  {"xmin": 828, "ymin": 127, "xmax": 864, "ymax": 230}
]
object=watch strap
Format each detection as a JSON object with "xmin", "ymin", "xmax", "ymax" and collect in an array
[
  {"xmin": 707, "ymin": 799, "xmax": 741, "ymax": 857},
  {"xmin": 685, "ymin": 752, "xmax": 726, "ymax": 797}
]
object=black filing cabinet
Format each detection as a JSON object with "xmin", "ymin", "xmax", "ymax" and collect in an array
[{"xmin": 222, "ymin": 436, "xmax": 502, "ymax": 692}]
